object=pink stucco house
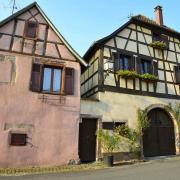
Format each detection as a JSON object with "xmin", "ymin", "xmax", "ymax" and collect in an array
[{"xmin": 0, "ymin": 2, "xmax": 87, "ymax": 167}]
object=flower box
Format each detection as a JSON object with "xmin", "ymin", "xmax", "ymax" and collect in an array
[
  {"xmin": 116, "ymin": 70, "xmax": 139, "ymax": 79},
  {"xmin": 140, "ymin": 73, "xmax": 158, "ymax": 82},
  {"xmin": 149, "ymin": 41, "xmax": 167, "ymax": 50}
]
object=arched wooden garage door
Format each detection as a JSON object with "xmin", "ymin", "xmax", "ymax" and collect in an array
[{"xmin": 143, "ymin": 108, "xmax": 176, "ymax": 157}]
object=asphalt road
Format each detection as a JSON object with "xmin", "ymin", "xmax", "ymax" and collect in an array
[{"xmin": 1, "ymin": 158, "xmax": 180, "ymax": 180}]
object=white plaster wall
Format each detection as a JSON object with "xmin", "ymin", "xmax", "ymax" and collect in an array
[
  {"xmin": 139, "ymin": 44, "xmax": 150, "ymax": 56},
  {"xmin": 128, "ymin": 24, "xmax": 136, "ymax": 30},
  {"xmin": 130, "ymin": 31, "xmax": 136, "ymax": 40},
  {"xmin": 141, "ymin": 27, "xmax": 151, "ymax": 34},
  {"xmin": 117, "ymin": 28, "xmax": 130, "ymax": 38},
  {"xmin": 81, "ymin": 92, "xmax": 179, "ymax": 129},
  {"xmin": 106, "ymin": 39, "xmax": 114, "ymax": 47},
  {"xmin": 104, "ymin": 47, "xmax": 111, "ymax": 57},
  {"xmin": 116, "ymin": 37, "xmax": 127, "ymax": 49},
  {"xmin": 156, "ymin": 82, "xmax": 166, "ymax": 93},
  {"xmin": 126, "ymin": 41, "xmax": 137, "ymax": 53},
  {"xmin": 138, "ymin": 32, "xmax": 145, "ymax": 43}
]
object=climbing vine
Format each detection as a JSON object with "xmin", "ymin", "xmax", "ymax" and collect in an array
[
  {"xmin": 115, "ymin": 108, "xmax": 149, "ymax": 156},
  {"xmin": 165, "ymin": 102, "xmax": 180, "ymax": 128}
]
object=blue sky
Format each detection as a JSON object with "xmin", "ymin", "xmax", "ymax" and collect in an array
[{"xmin": 0, "ymin": 0, "xmax": 179, "ymax": 56}]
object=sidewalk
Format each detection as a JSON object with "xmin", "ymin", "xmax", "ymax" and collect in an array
[{"xmin": 0, "ymin": 155, "xmax": 180, "ymax": 176}]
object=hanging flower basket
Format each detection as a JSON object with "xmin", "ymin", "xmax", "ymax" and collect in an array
[
  {"xmin": 116, "ymin": 70, "xmax": 140, "ymax": 79},
  {"xmin": 149, "ymin": 41, "xmax": 167, "ymax": 50},
  {"xmin": 140, "ymin": 73, "xmax": 158, "ymax": 82}
]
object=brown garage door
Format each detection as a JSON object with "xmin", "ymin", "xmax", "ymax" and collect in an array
[{"xmin": 143, "ymin": 108, "xmax": 175, "ymax": 157}]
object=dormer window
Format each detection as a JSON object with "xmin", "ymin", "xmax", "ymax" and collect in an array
[
  {"xmin": 152, "ymin": 33, "xmax": 168, "ymax": 46},
  {"xmin": 24, "ymin": 21, "xmax": 38, "ymax": 39}
]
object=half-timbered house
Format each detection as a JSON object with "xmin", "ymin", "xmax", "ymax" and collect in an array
[
  {"xmin": 80, "ymin": 6, "xmax": 180, "ymax": 162},
  {"xmin": 0, "ymin": 2, "xmax": 87, "ymax": 167}
]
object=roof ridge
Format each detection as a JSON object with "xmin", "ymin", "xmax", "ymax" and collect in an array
[{"xmin": 132, "ymin": 14, "xmax": 180, "ymax": 34}]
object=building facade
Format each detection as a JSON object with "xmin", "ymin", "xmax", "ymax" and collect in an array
[
  {"xmin": 0, "ymin": 2, "xmax": 87, "ymax": 167},
  {"xmin": 80, "ymin": 6, "xmax": 180, "ymax": 161}
]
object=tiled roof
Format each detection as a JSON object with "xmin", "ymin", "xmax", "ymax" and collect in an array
[
  {"xmin": 84, "ymin": 14, "xmax": 180, "ymax": 60},
  {"xmin": 132, "ymin": 14, "xmax": 180, "ymax": 34}
]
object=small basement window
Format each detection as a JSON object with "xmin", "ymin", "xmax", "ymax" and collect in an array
[
  {"xmin": 24, "ymin": 21, "xmax": 38, "ymax": 39},
  {"xmin": 102, "ymin": 122, "xmax": 126, "ymax": 130},
  {"xmin": 10, "ymin": 133, "xmax": 27, "ymax": 146}
]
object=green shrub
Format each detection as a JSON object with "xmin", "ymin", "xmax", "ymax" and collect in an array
[
  {"xmin": 114, "ymin": 108, "xmax": 149, "ymax": 155},
  {"xmin": 96, "ymin": 129, "xmax": 120, "ymax": 154},
  {"xmin": 165, "ymin": 102, "xmax": 180, "ymax": 128}
]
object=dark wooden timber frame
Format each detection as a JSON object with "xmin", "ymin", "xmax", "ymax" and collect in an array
[
  {"xmin": 0, "ymin": 2, "xmax": 87, "ymax": 67},
  {"xmin": 81, "ymin": 18, "xmax": 180, "ymax": 99}
]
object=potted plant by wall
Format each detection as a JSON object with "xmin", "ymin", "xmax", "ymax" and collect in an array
[
  {"xmin": 116, "ymin": 70, "xmax": 140, "ymax": 79},
  {"xmin": 114, "ymin": 108, "xmax": 150, "ymax": 159},
  {"xmin": 149, "ymin": 41, "xmax": 167, "ymax": 50},
  {"xmin": 96, "ymin": 129, "xmax": 120, "ymax": 167}
]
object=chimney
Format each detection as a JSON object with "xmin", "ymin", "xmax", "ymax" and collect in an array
[{"xmin": 154, "ymin": 6, "xmax": 163, "ymax": 26}]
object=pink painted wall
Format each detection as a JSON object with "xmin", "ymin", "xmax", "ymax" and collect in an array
[
  {"xmin": 0, "ymin": 51, "xmax": 81, "ymax": 168},
  {"xmin": 0, "ymin": 5, "xmax": 82, "ymax": 168}
]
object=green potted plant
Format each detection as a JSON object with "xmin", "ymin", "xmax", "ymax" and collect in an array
[
  {"xmin": 116, "ymin": 70, "xmax": 140, "ymax": 79},
  {"xmin": 149, "ymin": 41, "xmax": 167, "ymax": 50},
  {"xmin": 140, "ymin": 73, "xmax": 158, "ymax": 82},
  {"xmin": 96, "ymin": 129, "xmax": 120, "ymax": 166},
  {"xmin": 114, "ymin": 108, "xmax": 149, "ymax": 159}
]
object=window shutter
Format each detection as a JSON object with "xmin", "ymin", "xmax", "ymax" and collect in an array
[
  {"xmin": 174, "ymin": 66, "xmax": 180, "ymax": 84},
  {"xmin": 30, "ymin": 63, "xmax": 42, "ymax": 92},
  {"xmin": 135, "ymin": 57, "xmax": 141, "ymax": 74},
  {"xmin": 129, "ymin": 56, "xmax": 136, "ymax": 71},
  {"xmin": 65, "ymin": 68, "xmax": 74, "ymax": 95},
  {"xmin": 113, "ymin": 53, "xmax": 119, "ymax": 72},
  {"xmin": 153, "ymin": 61, "xmax": 158, "ymax": 76}
]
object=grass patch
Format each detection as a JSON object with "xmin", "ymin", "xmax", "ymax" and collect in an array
[{"xmin": 0, "ymin": 162, "xmax": 107, "ymax": 176}]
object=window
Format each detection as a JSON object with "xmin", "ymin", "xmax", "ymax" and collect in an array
[
  {"xmin": 113, "ymin": 53, "xmax": 134, "ymax": 71},
  {"xmin": 24, "ymin": 21, "xmax": 38, "ymax": 39},
  {"xmin": 10, "ymin": 133, "xmax": 27, "ymax": 146},
  {"xmin": 102, "ymin": 122, "xmax": 126, "ymax": 130},
  {"xmin": 120, "ymin": 54, "xmax": 131, "ymax": 70},
  {"xmin": 42, "ymin": 66, "xmax": 62, "ymax": 94},
  {"xmin": 140, "ymin": 59, "xmax": 151, "ymax": 74},
  {"xmin": 30, "ymin": 63, "xmax": 74, "ymax": 95},
  {"xmin": 153, "ymin": 33, "xmax": 168, "ymax": 46}
]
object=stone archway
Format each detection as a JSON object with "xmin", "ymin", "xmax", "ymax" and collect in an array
[{"xmin": 143, "ymin": 104, "xmax": 179, "ymax": 157}]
